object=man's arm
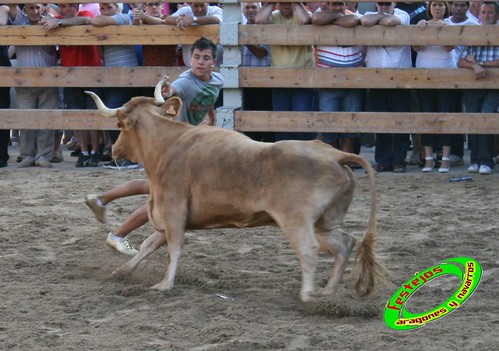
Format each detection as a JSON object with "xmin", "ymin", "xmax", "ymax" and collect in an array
[
  {"xmin": 361, "ymin": 13, "xmax": 401, "ymax": 27},
  {"xmin": 246, "ymin": 45, "xmax": 268, "ymax": 59},
  {"xmin": 458, "ymin": 57, "xmax": 486, "ymax": 79},
  {"xmin": 132, "ymin": 8, "xmax": 163, "ymax": 25},
  {"xmin": 312, "ymin": 10, "xmax": 344, "ymax": 25},
  {"xmin": 255, "ymin": 3, "xmax": 275, "ymax": 24},
  {"xmin": 0, "ymin": 5, "xmax": 9, "ymax": 25},
  {"xmin": 91, "ymin": 15, "xmax": 117, "ymax": 27},
  {"xmin": 293, "ymin": 2, "xmax": 312, "ymax": 25},
  {"xmin": 41, "ymin": 15, "xmax": 91, "ymax": 31}
]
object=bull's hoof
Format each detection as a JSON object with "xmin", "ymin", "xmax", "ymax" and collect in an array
[
  {"xmin": 150, "ymin": 282, "xmax": 174, "ymax": 291},
  {"xmin": 300, "ymin": 291, "xmax": 316, "ymax": 303},
  {"xmin": 319, "ymin": 287, "xmax": 334, "ymax": 296},
  {"xmin": 111, "ymin": 267, "xmax": 131, "ymax": 277}
]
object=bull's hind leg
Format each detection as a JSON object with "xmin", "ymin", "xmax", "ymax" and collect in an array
[
  {"xmin": 112, "ymin": 230, "xmax": 166, "ymax": 276},
  {"xmin": 278, "ymin": 220, "xmax": 320, "ymax": 302},
  {"xmin": 316, "ymin": 226, "xmax": 356, "ymax": 296}
]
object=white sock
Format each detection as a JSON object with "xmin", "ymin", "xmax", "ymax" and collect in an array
[
  {"xmin": 111, "ymin": 232, "xmax": 124, "ymax": 241},
  {"xmin": 96, "ymin": 198, "xmax": 104, "ymax": 207}
]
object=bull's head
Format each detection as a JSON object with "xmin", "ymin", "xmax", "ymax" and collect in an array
[{"xmin": 85, "ymin": 81, "xmax": 182, "ymax": 162}]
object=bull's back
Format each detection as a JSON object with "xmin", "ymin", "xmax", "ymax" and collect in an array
[{"xmin": 160, "ymin": 130, "xmax": 352, "ymax": 228}]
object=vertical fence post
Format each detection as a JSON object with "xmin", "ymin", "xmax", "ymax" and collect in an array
[{"xmin": 216, "ymin": 0, "xmax": 242, "ymax": 130}]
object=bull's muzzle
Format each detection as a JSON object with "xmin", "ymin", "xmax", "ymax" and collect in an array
[{"xmin": 85, "ymin": 91, "xmax": 123, "ymax": 118}]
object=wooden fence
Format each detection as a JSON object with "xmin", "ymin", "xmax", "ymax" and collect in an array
[{"xmin": 0, "ymin": 0, "xmax": 497, "ymax": 134}]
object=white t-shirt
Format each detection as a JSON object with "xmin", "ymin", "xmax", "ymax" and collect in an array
[
  {"xmin": 445, "ymin": 16, "xmax": 480, "ymax": 65},
  {"xmin": 363, "ymin": 8, "xmax": 412, "ymax": 68}
]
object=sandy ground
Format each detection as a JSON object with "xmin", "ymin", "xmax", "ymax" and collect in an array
[{"xmin": 1, "ymin": 145, "xmax": 498, "ymax": 351}]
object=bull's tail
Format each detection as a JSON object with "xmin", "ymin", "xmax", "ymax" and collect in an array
[{"xmin": 337, "ymin": 152, "xmax": 388, "ymax": 297}]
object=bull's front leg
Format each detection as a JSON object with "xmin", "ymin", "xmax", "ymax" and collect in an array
[
  {"xmin": 150, "ymin": 224, "xmax": 185, "ymax": 291},
  {"xmin": 112, "ymin": 230, "xmax": 166, "ymax": 276}
]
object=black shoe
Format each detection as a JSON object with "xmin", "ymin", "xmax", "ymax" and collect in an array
[
  {"xmin": 70, "ymin": 149, "xmax": 81, "ymax": 157},
  {"xmin": 87, "ymin": 153, "xmax": 101, "ymax": 167},
  {"xmin": 75, "ymin": 154, "xmax": 90, "ymax": 167},
  {"xmin": 102, "ymin": 159, "xmax": 139, "ymax": 170}
]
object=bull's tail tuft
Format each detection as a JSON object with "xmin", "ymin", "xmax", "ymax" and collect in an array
[
  {"xmin": 353, "ymin": 228, "xmax": 388, "ymax": 297},
  {"xmin": 333, "ymin": 150, "xmax": 389, "ymax": 297}
]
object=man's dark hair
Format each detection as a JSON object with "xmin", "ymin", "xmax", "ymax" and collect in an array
[{"xmin": 191, "ymin": 36, "xmax": 217, "ymax": 58}]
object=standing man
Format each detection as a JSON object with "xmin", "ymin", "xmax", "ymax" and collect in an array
[
  {"xmin": 256, "ymin": 2, "xmax": 316, "ymax": 141},
  {"xmin": 164, "ymin": 3, "xmax": 223, "ymax": 68},
  {"xmin": 458, "ymin": 1, "xmax": 498, "ymax": 175},
  {"xmin": 41, "ymin": 3, "xmax": 103, "ymax": 167},
  {"xmin": 361, "ymin": 2, "xmax": 412, "ymax": 173},
  {"xmin": 0, "ymin": 5, "xmax": 11, "ymax": 168},
  {"xmin": 312, "ymin": 1, "xmax": 363, "ymax": 155},
  {"xmin": 8, "ymin": 4, "xmax": 59, "ymax": 168},
  {"xmin": 446, "ymin": 1, "xmax": 480, "ymax": 167},
  {"xmin": 91, "ymin": 2, "xmax": 139, "ymax": 170},
  {"xmin": 241, "ymin": 2, "xmax": 274, "ymax": 142}
]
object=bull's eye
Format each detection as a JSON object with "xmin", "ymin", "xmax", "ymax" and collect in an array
[{"xmin": 117, "ymin": 122, "xmax": 124, "ymax": 128}]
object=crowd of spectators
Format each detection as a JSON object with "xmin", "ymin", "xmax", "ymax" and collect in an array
[{"xmin": 0, "ymin": 1, "xmax": 497, "ymax": 174}]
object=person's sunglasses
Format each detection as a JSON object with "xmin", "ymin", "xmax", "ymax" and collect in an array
[
  {"xmin": 145, "ymin": 3, "xmax": 162, "ymax": 7},
  {"xmin": 377, "ymin": 2, "xmax": 392, "ymax": 6}
]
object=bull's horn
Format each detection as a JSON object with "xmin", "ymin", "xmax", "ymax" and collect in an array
[
  {"xmin": 154, "ymin": 77, "xmax": 167, "ymax": 104},
  {"xmin": 85, "ymin": 91, "xmax": 120, "ymax": 118}
]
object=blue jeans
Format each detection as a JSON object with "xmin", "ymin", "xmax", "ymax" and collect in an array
[
  {"xmin": 369, "ymin": 89, "xmax": 411, "ymax": 167},
  {"xmin": 463, "ymin": 90, "xmax": 499, "ymax": 168},
  {"xmin": 318, "ymin": 88, "xmax": 363, "ymax": 143},
  {"xmin": 272, "ymin": 88, "xmax": 317, "ymax": 141}
]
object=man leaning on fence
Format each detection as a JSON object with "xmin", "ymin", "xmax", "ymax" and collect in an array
[
  {"xmin": 256, "ymin": 2, "xmax": 316, "ymax": 141},
  {"xmin": 40, "ymin": 3, "xmax": 104, "ymax": 168},
  {"xmin": 164, "ymin": 2, "xmax": 223, "ymax": 68},
  {"xmin": 458, "ymin": 1, "xmax": 499, "ymax": 175},
  {"xmin": 361, "ymin": 2, "xmax": 413, "ymax": 173},
  {"xmin": 8, "ymin": 4, "xmax": 59, "ymax": 168},
  {"xmin": 312, "ymin": 1, "xmax": 364, "ymax": 156}
]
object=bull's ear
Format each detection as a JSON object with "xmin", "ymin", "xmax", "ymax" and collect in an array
[
  {"xmin": 159, "ymin": 97, "xmax": 183, "ymax": 119},
  {"xmin": 116, "ymin": 110, "xmax": 134, "ymax": 130}
]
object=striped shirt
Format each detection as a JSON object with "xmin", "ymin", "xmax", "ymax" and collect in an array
[
  {"xmin": 315, "ymin": 46, "xmax": 363, "ymax": 68},
  {"xmin": 11, "ymin": 11, "xmax": 57, "ymax": 67},
  {"xmin": 102, "ymin": 13, "xmax": 138, "ymax": 67}
]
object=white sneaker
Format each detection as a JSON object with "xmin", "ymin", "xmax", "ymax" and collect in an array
[
  {"xmin": 479, "ymin": 165, "xmax": 492, "ymax": 175},
  {"xmin": 106, "ymin": 232, "xmax": 138, "ymax": 256},
  {"xmin": 468, "ymin": 164, "xmax": 479, "ymax": 173}
]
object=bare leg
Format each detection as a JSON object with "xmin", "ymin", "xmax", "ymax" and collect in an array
[
  {"xmin": 76, "ymin": 130, "xmax": 89, "ymax": 153},
  {"xmin": 113, "ymin": 203, "xmax": 149, "ymax": 238},
  {"xmin": 89, "ymin": 130, "xmax": 100, "ymax": 154},
  {"xmin": 424, "ymin": 146, "xmax": 434, "ymax": 168},
  {"xmin": 100, "ymin": 179, "xmax": 150, "ymax": 205},
  {"xmin": 440, "ymin": 145, "xmax": 451, "ymax": 169}
]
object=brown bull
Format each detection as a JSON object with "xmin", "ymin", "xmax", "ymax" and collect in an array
[{"xmin": 86, "ymin": 81, "xmax": 385, "ymax": 302}]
